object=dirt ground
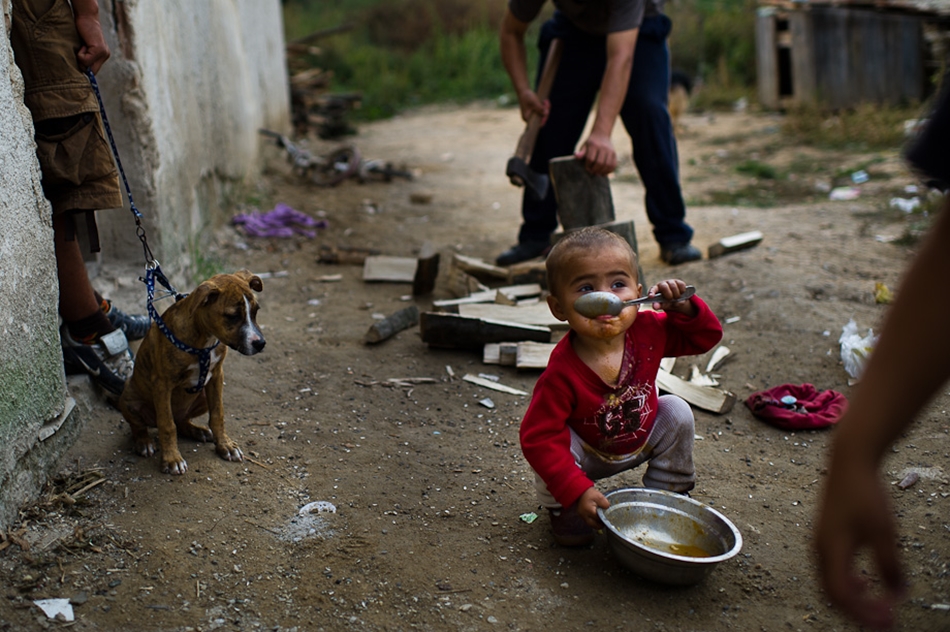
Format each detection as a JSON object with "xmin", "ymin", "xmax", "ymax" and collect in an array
[{"xmin": 3, "ymin": 102, "xmax": 950, "ymax": 632}]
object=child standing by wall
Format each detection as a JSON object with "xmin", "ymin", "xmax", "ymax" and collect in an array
[{"xmin": 521, "ymin": 227, "xmax": 722, "ymax": 546}]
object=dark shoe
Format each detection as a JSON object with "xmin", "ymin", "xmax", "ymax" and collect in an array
[
  {"xmin": 548, "ymin": 503, "xmax": 595, "ymax": 547},
  {"xmin": 495, "ymin": 241, "xmax": 551, "ymax": 267},
  {"xmin": 660, "ymin": 242, "xmax": 702, "ymax": 265},
  {"xmin": 104, "ymin": 300, "xmax": 151, "ymax": 341},
  {"xmin": 61, "ymin": 326, "xmax": 134, "ymax": 398}
]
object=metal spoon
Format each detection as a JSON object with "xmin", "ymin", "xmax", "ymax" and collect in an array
[{"xmin": 573, "ymin": 286, "xmax": 696, "ymax": 318}]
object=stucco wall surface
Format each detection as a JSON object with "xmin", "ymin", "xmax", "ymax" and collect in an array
[
  {"xmin": 0, "ymin": 0, "xmax": 70, "ymax": 530},
  {"xmin": 92, "ymin": 0, "xmax": 290, "ymax": 278}
]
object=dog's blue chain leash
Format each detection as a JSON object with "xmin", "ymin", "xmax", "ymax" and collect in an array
[{"xmin": 86, "ymin": 69, "xmax": 218, "ymax": 393}]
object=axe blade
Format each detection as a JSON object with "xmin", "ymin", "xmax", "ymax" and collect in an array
[{"xmin": 506, "ymin": 157, "xmax": 549, "ymax": 200}]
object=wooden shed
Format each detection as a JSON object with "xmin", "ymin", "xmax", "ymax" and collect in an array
[{"xmin": 756, "ymin": 0, "xmax": 950, "ymax": 109}]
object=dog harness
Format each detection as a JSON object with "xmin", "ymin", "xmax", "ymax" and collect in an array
[{"xmin": 145, "ymin": 265, "xmax": 220, "ymax": 394}]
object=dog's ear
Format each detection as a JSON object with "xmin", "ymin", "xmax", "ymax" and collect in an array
[
  {"xmin": 192, "ymin": 280, "xmax": 222, "ymax": 307},
  {"xmin": 234, "ymin": 269, "xmax": 264, "ymax": 292}
]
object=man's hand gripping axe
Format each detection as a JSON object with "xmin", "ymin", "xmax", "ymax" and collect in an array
[{"xmin": 505, "ymin": 38, "xmax": 563, "ymax": 200}]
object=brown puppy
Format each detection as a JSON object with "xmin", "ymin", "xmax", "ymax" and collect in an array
[{"xmin": 119, "ymin": 270, "xmax": 265, "ymax": 474}]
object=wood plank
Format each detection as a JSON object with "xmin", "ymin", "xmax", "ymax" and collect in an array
[
  {"xmin": 707, "ymin": 231, "xmax": 763, "ymax": 259},
  {"xmin": 420, "ymin": 312, "xmax": 551, "ymax": 350},
  {"xmin": 363, "ymin": 256, "xmax": 416, "ymax": 283},
  {"xmin": 364, "ymin": 305, "xmax": 420, "ymax": 344},
  {"xmin": 656, "ymin": 369, "xmax": 736, "ymax": 414},
  {"xmin": 433, "ymin": 284, "xmax": 542, "ymax": 310},
  {"xmin": 516, "ymin": 342, "xmax": 556, "ymax": 370},
  {"xmin": 452, "ymin": 254, "xmax": 509, "ymax": 281},
  {"xmin": 459, "ymin": 302, "xmax": 565, "ymax": 329},
  {"xmin": 462, "ymin": 374, "xmax": 529, "ymax": 396}
]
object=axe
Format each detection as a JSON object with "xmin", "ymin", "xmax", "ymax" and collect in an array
[{"xmin": 506, "ymin": 38, "xmax": 563, "ymax": 200}]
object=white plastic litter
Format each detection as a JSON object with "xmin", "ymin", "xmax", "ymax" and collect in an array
[
  {"xmin": 839, "ymin": 319, "xmax": 878, "ymax": 379},
  {"xmin": 34, "ymin": 599, "xmax": 74, "ymax": 622},
  {"xmin": 829, "ymin": 187, "xmax": 860, "ymax": 201},
  {"xmin": 299, "ymin": 501, "xmax": 337, "ymax": 516},
  {"xmin": 889, "ymin": 197, "xmax": 921, "ymax": 213}
]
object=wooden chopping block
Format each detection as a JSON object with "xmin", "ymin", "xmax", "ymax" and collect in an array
[{"xmin": 549, "ymin": 155, "xmax": 615, "ymax": 229}]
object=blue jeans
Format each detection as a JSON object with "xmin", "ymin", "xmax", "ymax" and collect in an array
[{"xmin": 518, "ymin": 12, "xmax": 693, "ymax": 249}]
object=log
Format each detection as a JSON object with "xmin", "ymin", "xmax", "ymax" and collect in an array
[
  {"xmin": 707, "ymin": 231, "xmax": 763, "ymax": 259},
  {"xmin": 318, "ymin": 244, "xmax": 381, "ymax": 265},
  {"xmin": 420, "ymin": 312, "xmax": 551, "ymax": 350},
  {"xmin": 364, "ymin": 305, "xmax": 420, "ymax": 344},
  {"xmin": 655, "ymin": 369, "xmax": 736, "ymax": 414},
  {"xmin": 549, "ymin": 155, "xmax": 615, "ymax": 229}
]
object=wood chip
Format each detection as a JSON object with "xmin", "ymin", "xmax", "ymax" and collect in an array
[{"xmin": 462, "ymin": 374, "xmax": 528, "ymax": 396}]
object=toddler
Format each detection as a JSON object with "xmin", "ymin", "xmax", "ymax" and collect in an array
[{"xmin": 520, "ymin": 227, "xmax": 722, "ymax": 546}]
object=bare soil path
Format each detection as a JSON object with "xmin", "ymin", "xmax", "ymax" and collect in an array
[{"xmin": 3, "ymin": 103, "xmax": 949, "ymax": 631}]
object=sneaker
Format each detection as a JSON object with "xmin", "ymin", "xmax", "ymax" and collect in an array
[
  {"xmin": 103, "ymin": 300, "xmax": 151, "ymax": 341},
  {"xmin": 61, "ymin": 326, "xmax": 134, "ymax": 398},
  {"xmin": 548, "ymin": 503, "xmax": 595, "ymax": 547},
  {"xmin": 495, "ymin": 241, "xmax": 551, "ymax": 266},
  {"xmin": 660, "ymin": 242, "xmax": 702, "ymax": 265}
]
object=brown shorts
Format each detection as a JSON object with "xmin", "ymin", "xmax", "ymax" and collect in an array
[{"xmin": 11, "ymin": 0, "xmax": 122, "ymax": 216}]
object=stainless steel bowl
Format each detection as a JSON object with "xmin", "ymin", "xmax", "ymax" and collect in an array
[{"xmin": 597, "ymin": 487, "xmax": 742, "ymax": 585}]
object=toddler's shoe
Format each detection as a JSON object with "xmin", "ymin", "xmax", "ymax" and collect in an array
[{"xmin": 548, "ymin": 503, "xmax": 595, "ymax": 547}]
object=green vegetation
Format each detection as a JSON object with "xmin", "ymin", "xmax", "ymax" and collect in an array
[
  {"xmin": 781, "ymin": 102, "xmax": 925, "ymax": 151},
  {"xmin": 189, "ymin": 236, "xmax": 226, "ymax": 286},
  {"xmin": 735, "ymin": 159, "xmax": 778, "ymax": 180},
  {"xmin": 282, "ymin": 0, "xmax": 756, "ymax": 120}
]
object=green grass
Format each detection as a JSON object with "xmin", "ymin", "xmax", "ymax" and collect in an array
[
  {"xmin": 781, "ymin": 102, "xmax": 925, "ymax": 151},
  {"xmin": 189, "ymin": 237, "xmax": 226, "ymax": 285},
  {"xmin": 735, "ymin": 159, "xmax": 778, "ymax": 180}
]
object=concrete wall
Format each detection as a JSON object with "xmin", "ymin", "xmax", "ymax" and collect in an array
[
  {"xmin": 92, "ymin": 0, "xmax": 290, "ymax": 282},
  {"xmin": 0, "ymin": 0, "xmax": 73, "ymax": 530},
  {"xmin": 0, "ymin": 0, "xmax": 289, "ymax": 530}
]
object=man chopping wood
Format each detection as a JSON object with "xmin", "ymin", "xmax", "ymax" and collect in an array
[{"xmin": 497, "ymin": 0, "xmax": 701, "ymax": 267}]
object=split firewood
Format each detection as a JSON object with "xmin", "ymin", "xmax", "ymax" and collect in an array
[
  {"xmin": 708, "ymin": 231, "xmax": 763, "ymax": 259},
  {"xmin": 656, "ymin": 369, "xmax": 736, "ymax": 414},
  {"xmin": 412, "ymin": 241, "xmax": 440, "ymax": 296},
  {"xmin": 364, "ymin": 305, "xmax": 420, "ymax": 344},
  {"xmin": 462, "ymin": 374, "xmax": 528, "ymax": 396}
]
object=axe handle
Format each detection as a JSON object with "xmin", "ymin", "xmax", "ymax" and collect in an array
[{"xmin": 512, "ymin": 38, "xmax": 563, "ymax": 164}]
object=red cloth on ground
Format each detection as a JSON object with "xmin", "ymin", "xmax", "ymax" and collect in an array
[{"xmin": 745, "ymin": 383, "xmax": 847, "ymax": 431}]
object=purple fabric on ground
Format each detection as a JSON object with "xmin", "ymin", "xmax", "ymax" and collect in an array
[{"xmin": 232, "ymin": 203, "xmax": 327, "ymax": 238}]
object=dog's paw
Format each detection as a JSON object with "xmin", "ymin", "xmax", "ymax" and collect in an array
[
  {"xmin": 134, "ymin": 439, "xmax": 156, "ymax": 457},
  {"xmin": 162, "ymin": 457, "xmax": 188, "ymax": 475},
  {"xmin": 216, "ymin": 442, "xmax": 244, "ymax": 462}
]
